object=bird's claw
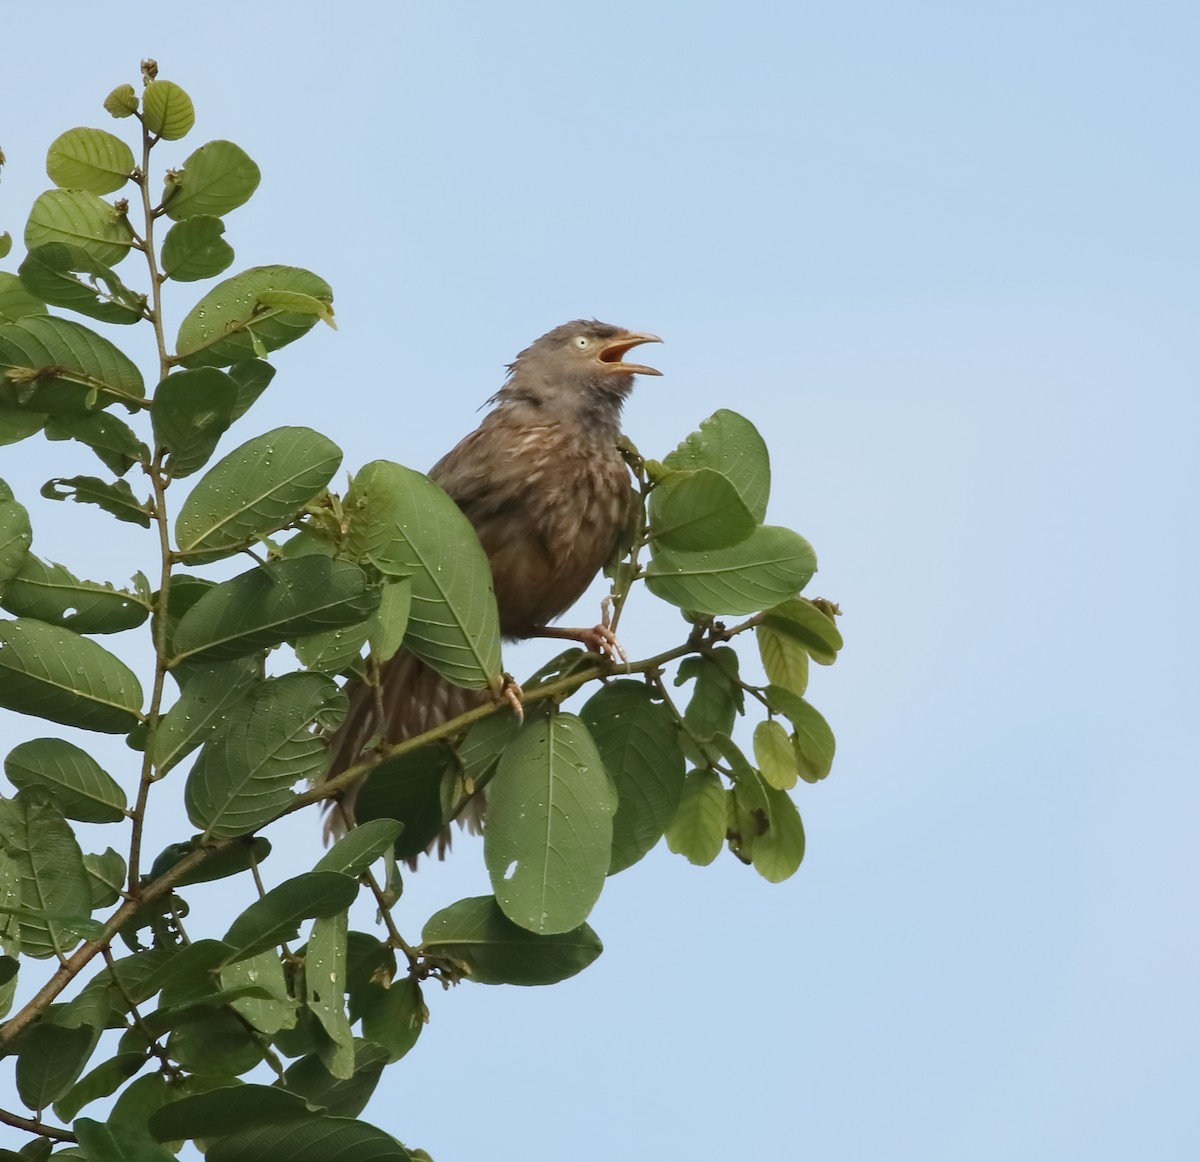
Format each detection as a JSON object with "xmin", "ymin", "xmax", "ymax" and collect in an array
[{"xmin": 499, "ymin": 673, "xmax": 524, "ymax": 722}]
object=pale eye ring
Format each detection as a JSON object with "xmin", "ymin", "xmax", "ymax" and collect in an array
[{"xmin": 573, "ymin": 335, "xmax": 591, "ymax": 349}]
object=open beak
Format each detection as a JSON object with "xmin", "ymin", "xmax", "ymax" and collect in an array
[{"xmin": 598, "ymin": 331, "xmax": 663, "ymax": 376}]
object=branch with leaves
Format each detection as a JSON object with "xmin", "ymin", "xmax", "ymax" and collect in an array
[{"xmin": 0, "ymin": 61, "xmax": 841, "ymax": 1160}]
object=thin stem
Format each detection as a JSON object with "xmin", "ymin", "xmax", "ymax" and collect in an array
[
  {"xmin": 126, "ymin": 120, "xmax": 177, "ymax": 890},
  {"xmin": 101, "ymin": 946, "xmax": 182, "ymax": 1082},
  {"xmin": 0, "ymin": 1106, "xmax": 75, "ymax": 1143}
]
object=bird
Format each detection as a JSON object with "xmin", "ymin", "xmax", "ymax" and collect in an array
[{"xmin": 322, "ymin": 320, "xmax": 662, "ymax": 851}]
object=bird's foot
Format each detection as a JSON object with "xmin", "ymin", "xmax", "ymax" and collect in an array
[{"xmin": 499, "ymin": 672, "xmax": 524, "ymax": 722}]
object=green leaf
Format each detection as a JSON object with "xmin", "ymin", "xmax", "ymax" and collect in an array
[
  {"xmin": 41, "ymin": 476, "xmax": 151, "ymax": 527},
  {"xmin": 753, "ymin": 719, "xmax": 798, "ymax": 791},
  {"xmin": 53, "ymin": 1051, "xmax": 144, "ymax": 1122},
  {"xmin": 352, "ymin": 747, "xmax": 451, "ymax": 863},
  {"xmin": 46, "ymin": 127, "xmax": 135, "ymax": 194},
  {"xmin": 174, "ymin": 427, "xmax": 342, "ymax": 562},
  {"xmin": 0, "ymin": 790, "xmax": 92, "ymax": 958},
  {"xmin": 293, "ymin": 620, "xmax": 370, "ymax": 674},
  {"xmin": 152, "ymin": 367, "xmax": 237, "ymax": 479},
  {"xmin": 4, "ymin": 738, "xmax": 127, "ymax": 822},
  {"xmin": 166, "ymin": 1007, "xmax": 264, "ymax": 1078},
  {"xmin": 221, "ymin": 948, "xmax": 293, "ymax": 1034},
  {"xmin": 44, "ymin": 411, "xmax": 147, "ymax": 475},
  {"xmin": 579, "ymin": 680, "xmax": 685, "ymax": 874},
  {"xmin": 24, "ymin": 189, "xmax": 134, "ymax": 268},
  {"xmin": 485, "ymin": 709, "xmax": 616, "ymax": 934},
  {"xmin": 159, "ymin": 215, "xmax": 234, "ymax": 282},
  {"xmin": 103, "ymin": 84, "xmax": 138, "ymax": 118},
  {"xmin": 648, "ymin": 467, "xmax": 756, "ymax": 551},
  {"xmin": 227, "ymin": 358, "xmax": 275, "ymax": 420},
  {"xmin": 763, "ymin": 685, "xmax": 836, "ymax": 782},
  {"xmin": 358, "ymin": 976, "xmax": 425, "ymax": 1062},
  {"xmin": 678, "ymin": 651, "xmax": 741, "ymax": 743},
  {"xmin": 222, "ymin": 871, "xmax": 359, "ymax": 962},
  {"xmin": 206, "ymin": 1117, "xmax": 411, "ymax": 1162},
  {"xmin": 307, "ymin": 910, "xmax": 353, "ymax": 1079},
  {"xmin": 142, "ymin": 80, "xmax": 194, "ymax": 140},
  {"xmin": 172, "ymin": 557, "xmax": 380, "ymax": 666},
  {"xmin": 345, "ymin": 460, "xmax": 501, "ymax": 690},
  {"xmin": 0, "ymin": 271, "xmax": 48, "ymax": 324},
  {"xmin": 0, "ymin": 483, "xmax": 33, "ymax": 595},
  {"xmin": 366, "ymin": 577, "xmax": 411, "ymax": 664},
  {"xmin": 0, "ymin": 555, "xmax": 149, "ymax": 633},
  {"xmin": 762, "ymin": 596, "xmax": 843, "ymax": 665},
  {"xmin": 148, "ymin": 1084, "xmax": 317, "ymax": 1141},
  {"xmin": 756, "ymin": 621, "xmax": 810, "ymax": 696},
  {"xmin": 751, "ymin": 783, "xmax": 806, "ymax": 882},
  {"xmin": 645, "ymin": 525, "xmax": 817, "ymax": 615},
  {"xmin": 664, "ymin": 769, "xmax": 726, "ymax": 866},
  {"xmin": 17, "ymin": 243, "xmax": 143, "ymax": 325},
  {"xmin": 186, "ymin": 672, "xmax": 343, "ymax": 838},
  {"xmin": 315, "ymin": 819, "xmax": 405, "ymax": 878},
  {"xmin": 662, "ymin": 408, "xmax": 771, "ymax": 522},
  {"xmin": 0, "ymin": 232, "xmax": 9, "ymax": 261},
  {"xmin": 0, "ymin": 315, "xmax": 145, "ymax": 412},
  {"xmin": 0, "ymin": 405, "xmax": 46, "ymax": 445},
  {"xmin": 83, "ymin": 848, "xmax": 126, "ymax": 908},
  {"xmin": 421, "ymin": 895, "xmax": 603, "ymax": 986},
  {"xmin": 176, "ymin": 266, "xmax": 333, "ymax": 369},
  {"xmin": 281, "ymin": 1041, "xmax": 389, "ymax": 1118},
  {"xmin": 0, "ymin": 619, "xmax": 143, "ymax": 733},
  {"xmin": 162, "ymin": 140, "xmax": 260, "ymax": 221},
  {"xmin": 150, "ymin": 658, "xmax": 259, "ymax": 774},
  {"xmin": 15, "ymin": 1023, "xmax": 95, "ymax": 1108},
  {"xmin": 146, "ymin": 835, "xmax": 270, "ymax": 887},
  {"xmin": 74, "ymin": 1116, "xmax": 177, "ymax": 1162}
]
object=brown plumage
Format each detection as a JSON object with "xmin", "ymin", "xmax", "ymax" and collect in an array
[{"xmin": 323, "ymin": 320, "xmax": 662, "ymax": 846}]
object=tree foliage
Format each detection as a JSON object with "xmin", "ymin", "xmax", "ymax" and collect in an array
[{"xmin": 0, "ymin": 61, "xmax": 843, "ymax": 1158}]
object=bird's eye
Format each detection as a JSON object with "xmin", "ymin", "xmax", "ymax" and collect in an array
[{"xmin": 573, "ymin": 335, "xmax": 591, "ymax": 349}]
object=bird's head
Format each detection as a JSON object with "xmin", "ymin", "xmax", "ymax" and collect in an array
[{"xmin": 498, "ymin": 320, "xmax": 662, "ymax": 430}]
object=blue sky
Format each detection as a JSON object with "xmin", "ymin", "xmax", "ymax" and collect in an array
[{"xmin": 1, "ymin": 2, "xmax": 1197, "ymax": 1158}]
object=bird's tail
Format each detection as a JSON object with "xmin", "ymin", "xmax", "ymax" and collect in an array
[{"xmin": 321, "ymin": 649, "xmax": 490, "ymax": 851}]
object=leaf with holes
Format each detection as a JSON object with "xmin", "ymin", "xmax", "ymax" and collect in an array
[
  {"xmin": 44, "ymin": 411, "xmax": 148, "ymax": 475},
  {"xmin": 41, "ymin": 475, "xmax": 152, "ymax": 527},
  {"xmin": 485, "ymin": 709, "xmax": 616, "ymax": 934},
  {"xmin": 0, "ymin": 554, "xmax": 149, "ymax": 633}
]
